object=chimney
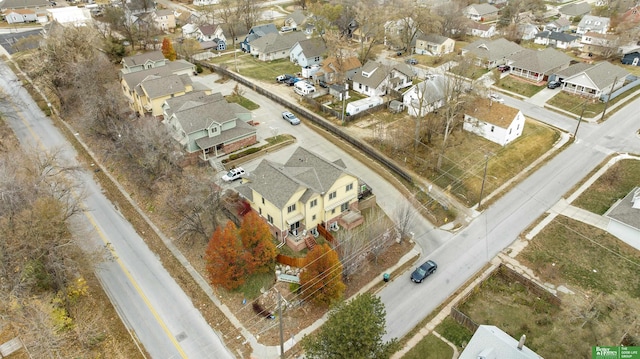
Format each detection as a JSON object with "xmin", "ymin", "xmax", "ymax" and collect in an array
[{"xmin": 517, "ymin": 334, "xmax": 526, "ymax": 350}]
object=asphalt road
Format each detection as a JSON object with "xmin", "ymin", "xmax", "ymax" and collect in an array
[{"xmin": 0, "ymin": 61, "xmax": 234, "ymax": 359}]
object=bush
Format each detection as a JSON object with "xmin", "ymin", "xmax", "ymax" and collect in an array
[
  {"xmin": 196, "ymin": 63, "xmax": 203, "ymax": 73},
  {"xmin": 228, "ymin": 147, "xmax": 260, "ymax": 161}
]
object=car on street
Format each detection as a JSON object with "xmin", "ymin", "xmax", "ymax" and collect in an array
[
  {"xmin": 222, "ymin": 167, "xmax": 246, "ymax": 182},
  {"xmin": 547, "ymin": 81, "xmax": 562, "ymax": 89},
  {"xmin": 488, "ymin": 93, "xmax": 505, "ymax": 103},
  {"xmin": 497, "ymin": 65, "xmax": 510, "ymax": 72},
  {"xmin": 282, "ymin": 111, "xmax": 301, "ymax": 125},
  {"xmin": 410, "ymin": 260, "xmax": 438, "ymax": 283}
]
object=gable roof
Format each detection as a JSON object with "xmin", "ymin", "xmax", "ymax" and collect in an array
[
  {"xmin": 468, "ymin": 21, "xmax": 495, "ymax": 32},
  {"xmin": 244, "ymin": 147, "xmax": 351, "ymax": 208},
  {"xmin": 137, "ymin": 73, "xmax": 192, "ymax": 99},
  {"xmin": 286, "ymin": 9, "xmax": 306, "ymax": 25},
  {"xmin": 164, "ymin": 91, "xmax": 223, "ymax": 117},
  {"xmin": 417, "ymin": 33, "xmax": 451, "ymax": 45},
  {"xmin": 509, "ymin": 48, "xmax": 572, "ymax": 74},
  {"xmin": 563, "ymin": 61, "xmax": 629, "ymax": 89},
  {"xmin": 559, "ymin": 1, "xmax": 591, "ymax": 16},
  {"xmin": 403, "ymin": 74, "xmax": 447, "ymax": 105},
  {"xmin": 535, "ymin": 30, "xmax": 579, "ymax": 42},
  {"xmin": 546, "ymin": 17, "xmax": 571, "ymax": 28},
  {"xmin": 122, "ymin": 50, "xmax": 165, "ymax": 68},
  {"xmin": 577, "ymin": 15, "xmax": 610, "ymax": 31},
  {"xmin": 121, "ymin": 59, "xmax": 194, "ymax": 89},
  {"xmin": 250, "ymin": 31, "xmax": 306, "ymax": 54},
  {"xmin": 606, "ymin": 187, "xmax": 640, "ymax": 230},
  {"xmin": 466, "ymin": 3, "xmax": 499, "ymax": 15},
  {"xmin": 169, "ymin": 92, "xmax": 249, "ymax": 135},
  {"xmin": 198, "ymin": 23, "xmax": 219, "ymax": 36},
  {"xmin": 352, "ymin": 61, "xmax": 389, "ymax": 88},
  {"xmin": 318, "ymin": 56, "xmax": 362, "ymax": 75},
  {"xmin": 155, "ymin": 9, "xmax": 172, "ymax": 17},
  {"xmin": 0, "ymin": 0, "xmax": 49, "ymax": 9},
  {"xmin": 459, "ymin": 325, "xmax": 541, "ymax": 359},
  {"xmin": 467, "ymin": 98, "xmax": 521, "ymax": 128},
  {"xmin": 463, "ymin": 38, "xmax": 524, "ymax": 62},
  {"xmin": 555, "ymin": 61, "xmax": 592, "ymax": 78},
  {"xmin": 295, "ymin": 37, "xmax": 327, "ymax": 59}
]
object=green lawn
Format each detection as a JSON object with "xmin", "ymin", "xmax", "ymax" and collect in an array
[
  {"xmin": 402, "ymin": 334, "xmax": 454, "ymax": 359},
  {"xmin": 231, "ymin": 57, "xmax": 300, "ymax": 83},
  {"xmin": 497, "ymin": 76, "xmax": 545, "ymax": 97},
  {"xmin": 572, "ymin": 159, "xmax": 640, "ymax": 214},
  {"xmin": 547, "ymin": 86, "xmax": 639, "ymax": 117},
  {"xmin": 225, "ymin": 94, "xmax": 260, "ymax": 110},
  {"xmin": 433, "ymin": 316, "xmax": 474, "ymax": 349}
]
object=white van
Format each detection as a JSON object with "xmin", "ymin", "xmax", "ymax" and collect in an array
[{"xmin": 294, "ymin": 81, "xmax": 316, "ymax": 96}]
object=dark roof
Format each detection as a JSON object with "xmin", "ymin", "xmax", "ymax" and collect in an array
[
  {"xmin": 606, "ymin": 187, "xmax": 640, "ymax": 230},
  {"xmin": 198, "ymin": 24, "xmax": 218, "ymax": 36},
  {"xmin": 0, "ymin": 0, "xmax": 49, "ymax": 9},
  {"xmin": 535, "ymin": 31, "xmax": 579, "ymax": 42}
]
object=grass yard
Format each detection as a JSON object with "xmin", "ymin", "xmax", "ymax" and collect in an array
[
  {"xmin": 572, "ymin": 159, "xmax": 640, "ymax": 214},
  {"xmin": 547, "ymin": 86, "xmax": 639, "ymax": 118},
  {"xmin": 401, "ymin": 334, "xmax": 454, "ymax": 359},
  {"xmin": 225, "ymin": 94, "xmax": 260, "ymax": 110},
  {"xmin": 497, "ymin": 76, "xmax": 545, "ymax": 97},
  {"xmin": 230, "ymin": 57, "xmax": 300, "ymax": 83},
  {"xmin": 434, "ymin": 316, "xmax": 474, "ymax": 349},
  {"xmin": 450, "ymin": 63, "xmax": 488, "ymax": 80}
]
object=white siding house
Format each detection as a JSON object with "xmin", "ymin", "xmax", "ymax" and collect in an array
[{"xmin": 463, "ymin": 99, "xmax": 525, "ymax": 146}]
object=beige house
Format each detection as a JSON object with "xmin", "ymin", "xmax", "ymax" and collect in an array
[
  {"xmin": 153, "ymin": 9, "xmax": 176, "ymax": 31},
  {"xmin": 414, "ymin": 34, "xmax": 455, "ymax": 56},
  {"xmin": 237, "ymin": 147, "xmax": 362, "ymax": 249}
]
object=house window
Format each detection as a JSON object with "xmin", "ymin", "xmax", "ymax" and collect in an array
[
  {"xmin": 331, "ymin": 208, "xmax": 336, "ymax": 214},
  {"xmin": 267, "ymin": 214, "xmax": 273, "ymax": 224},
  {"xmin": 341, "ymin": 202, "xmax": 349, "ymax": 212},
  {"xmin": 329, "ymin": 191, "xmax": 337, "ymax": 200},
  {"xmin": 310, "ymin": 199, "xmax": 317, "ymax": 208},
  {"xmin": 259, "ymin": 208, "xmax": 262, "ymax": 215},
  {"xmin": 312, "ymin": 214, "xmax": 316, "ymax": 221},
  {"xmin": 358, "ymin": 83, "xmax": 362, "ymax": 90},
  {"xmin": 491, "ymin": 126, "xmax": 495, "ymax": 132},
  {"xmin": 287, "ymin": 204, "xmax": 296, "ymax": 213},
  {"xmin": 346, "ymin": 183, "xmax": 353, "ymax": 192},
  {"xmin": 509, "ymin": 128, "xmax": 512, "ymax": 134},
  {"xmin": 262, "ymin": 197, "xmax": 265, "ymax": 204}
]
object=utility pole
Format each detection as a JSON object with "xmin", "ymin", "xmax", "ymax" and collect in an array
[
  {"xmin": 478, "ymin": 153, "xmax": 490, "ymax": 208},
  {"xmin": 574, "ymin": 101, "xmax": 587, "ymax": 138},
  {"xmin": 278, "ymin": 292, "xmax": 284, "ymax": 359},
  {"xmin": 599, "ymin": 75, "xmax": 617, "ymax": 122},
  {"xmin": 341, "ymin": 83, "xmax": 348, "ymax": 126}
]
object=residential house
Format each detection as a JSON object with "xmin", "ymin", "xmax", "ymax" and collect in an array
[
  {"xmin": 543, "ymin": 17, "xmax": 571, "ymax": 32},
  {"xmin": 621, "ymin": 46, "xmax": 640, "ymax": 66},
  {"xmin": 576, "ymin": 15, "xmax": 610, "ymax": 34},
  {"xmin": 3, "ymin": 8, "xmax": 37, "ymax": 23},
  {"xmin": 383, "ymin": 17, "xmax": 416, "ymax": 49},
  {"xmin": 617, "ymin": 5, "xmax": 640, "ymax": 30},
  {"xmin": 249, "ymin": 31, "xmax": 306, "ymax": 61},
  {"xmin": 402, "ymin": 74, "xmax": 447, "ymax": 117},
  {"xmin": 220, "ymin": 22, "xmax": 248, "ymax": 47},
  {"xmin": 605, "ymin": 187, "xmax": 640, "ymax": 249},
  {"xmin": 467, "ymin": 21, "xmax": 497, "ymax": 38},
  {"xmin": 414, "ymin": 33, "xmax": 455, "ymax": 56},
  {"xmin": 560, "ymin": 61, "xmax": 628, "ymax": 98},
  {"xmin": 351, "ymin": 61, "xmax": 414, "ymax": 97},
  {"xmin": 534, "ymin": 31, "xmax": 580, "ymax": 49},
  {"xmin": 289, "ymin": 37, "xmax": 326, "ymax": 67},
  {"xmin": 152, "ymin": 9, "xmax": 175, "ymax": 31},
  {"xmin": 175, "ymin": 9, "xmax": 199, "ymax": 27},
  {"xmin": 463, "ymin": 3, "xmax": 499, "ymax": 21},
  {"xmin": 558, "ymin": 2, "xmax": 591, "ymax": 21},
  {"xmin": 351, "ymin": 23, "xmax": 375, "ymax": 44},
  {"xmin": 241, "ymin": 23, "xmax": 278, "ymax": 52},
  {"xmin": 162, "ymin": 91, "xmax": 256, "ymax": 160},
  {"xmin": 580, "ymin": 31, "xmax": 618, "ymax": 56},
  {"xmin": 552, "ymin": 61, "xmax": 591, "ymax": 83},
  {"xmin": 195, "ymin": 23, "xmax": 226, "ymax": 50},
  {"xmin": 47, "ymin": 6, "xmax": 92, "ymax": 26},
  {"xmin": 283, "ymin": 9, "xmax": 306, "ymax": 30},
  {"xmin": 517, "ymin": 23, "xmax": 540, "ymax": 41},
  {"xmin": 236, "ymin": 147, "xmax": 361, "ymax": 245},
  {"xmin": 459, "ymin": 325, "xmax": 542, "ymax": 359},
  {"xmin": 121, "ymin": 50, "xmax": 167, "ymax": 74},
  {"xmin": 0, "ymin": 0, "xmax": 49, "ymax": 11},
  {"xmin": 181, "ymin": 23, "xmax": 198, "ymax": 39},
  {"xmin": 314, "ymin": 56, "xmax": 362, "ymax": 84},
  {"xmin": 462, "ymin": 38, "xmax": 525, "ymax": 68},
  {"xmin": 508, "ymin": 48, "xmax": 572, "ymax": 83},
  {"xmin": 120, "ymin": 60, "xmax": 198, "ymax": 116},
  {"xmin": 463, "ymin": 99, "xmax": 525, "ymax": 146}
]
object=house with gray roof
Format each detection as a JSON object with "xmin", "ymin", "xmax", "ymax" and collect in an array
[
  {"xmin": 508, "ymin": 48, "xmax": 572, "ymax": 83},
  {"xmin": 561, "ymin": 61, "xmax": 628, "ymax": 98},
  {"xmin": 605, "ymin": 187, "xmax": 640, "ymax": 250},
  {"xmin": 121, "ymin": 50, "xmax": 167, "ymax": 74},
  {"xmin": 576, "ymin": 15, "xmax": 610, "ymax": 34},
  {"xmin": 463, "ymin": 3, "xmax": 499, "ymax": 21},
  {"xmin": 284, "ymin": 9, "xmax": 306, "ymax": 30},
  {"xmin": 249, "ymin": 31, "xmax": 306, "ymax": 61},
  {"xmin": 351, "ymin": 61, "xmax": 414, "ymax": 97},
  {"xmin": 402, "ymin": 74, "xmax": 447, "ymax": 117},
  {"xmin": 241, "ymin": 23, "xmax": 278, "ymax": 52},
  {"xmin": 414, "ymin": 33, "xmax": 455, "ymax": 56},
  {"xmin": 466, "ymin": 21, "xmax": 496, "ymax": 38},
  {"xmin": 462, "ymin": 38, "xmax": 524, "ymax": 68},
  {"xmin": 236, "ymin": 147, "xmax": 361, "ymax": 247},
  {"xmin": 459, "ymin": 325, "xmax": 542, "ymax": 359},
  {"xmin": 544, "ymin": 17, "xmax": 571, "ymax": 32},
  {"xmin": 0, "ymin": 0, "xmax": 49, "ymax": 11},
  {"xmin": 559, "ymin": 2, "xmax": 591, "ymax": 20},
  {"xmin": 289, "ymin": 37, "xmax": 326, "ymax": 67},
  {"xmin": 162, "ymin": 91, "xmax": 256, "ymax": 160},
  {"xmin": 534, "ymin": 30, "xmax": 580, "ymax": 49}
]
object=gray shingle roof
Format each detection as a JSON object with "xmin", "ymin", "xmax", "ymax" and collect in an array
[
  {"xmin": 0, "ymin": 0, "xmax": 49, "ymax": 9},
  {"xmin": 555, "ymin": 62, "xmax": 592, "ymax": 78},
  {"xmin": 251, "ymin": 31, "xmax": 306, "ymax": 54},
  {"xmin": 509, "ymin": 48, "xmax": 572, "ymax": 74},
  {"xmin": 121, "ymin": 60, "xmax": 194, "ymax": 89},
  {"xmin": 352, "ymin": 61, "xmax": 388, "ymax": 89},
  {"xmin": 417, "ymin": 33, "xmax": 451, "ymax": 45},
  {"xmin": 295, "ymin": 37, "xmax": 326, "ymax": 59},
  {"xmin": 403, "ymin": 74, "xmax": 447, "ymax": 106},
  {"xmin": 138, "ymin": 73, "xmax": 192, "ymax": 99},
  {"xmin": 564, "ymin": 61, "xmax": 629, "ymax": 90},
  {"xmin": 172, "ymin": 95, "xmax": 248, "ymax": 134},
  {"xmin": 605, "ymin": 187, "xmax": 640, "ymax": 230},
  {"xmin": 463, "ymin": 38, "xmax": 525, "ymax": 62},
  {"xmin": 535, "ymin": 30, "xmax": 579, "ymax": 42},
  {"xmin": 559, "ymin": 2, "xmax": 591, "ymax": 16},
  {"xmin": 245, "ymin": 23, "xmax": 278, "ymax": 44},
  {"xmin": 195, "ymin": 117, "xmax": 254, "ymax": 149},
  {"xmin": 467, "ymin": 3, "xmax": 499, "ymax": 15},
  {"xmin": 577, "ymin": 15, "xmax": 610, "ymax": 32},
  {"xmin": 122, "ymin": 50, "xmax": 165, "ymax": 68},
  {"xmin": 164, "ymin": 91, "xmax": 223, "ymax": 117},
  {"xmin": 286, "ymin": 9, "xmax": 306, "ymax": 26}
]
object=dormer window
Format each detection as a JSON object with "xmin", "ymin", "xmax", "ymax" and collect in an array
[
  {"xmin": 595, "ymin": 21, "xmax": 600, "ymax": 25},
  {"xmin": 586, "ymin": 20, "xmax": 592, "ymax": 24}
]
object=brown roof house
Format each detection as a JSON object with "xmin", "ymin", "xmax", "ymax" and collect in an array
[
  {"xmin": 463, "ymin": 98, "xmax": 525, "ymax": 146},
  {"xmin": 162, "ymin": 91, "xmax": 256, "ymax": 160},
  {"xmin": 508, "ymin": 48, "xmax": 572, "ymax": 83},
  {"xmin": 315, "ymin": 56, "xmax": 362, "ymax": 84},
  {"xmin": 605, "ymin": 187, "xmax": 640, "ymax": 249}
]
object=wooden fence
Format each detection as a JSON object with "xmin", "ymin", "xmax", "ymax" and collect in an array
[
  {"xmin": 450, "ymin": 307, "xmax": 479, "ymax": 333},
  {"xmin": 276, "ymin": 254, "xmax": 306, "ymax": 268},
  {"xmin": 316, "ymin": 224, "xmax": 335, "ymax": 245},
  {"xmin": 497, "ymin": 264, "xmax": 562, "ymax": 306}
]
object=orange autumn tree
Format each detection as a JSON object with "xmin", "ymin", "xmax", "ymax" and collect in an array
[
  {"xmin": 300, "ymin": 243, "xmax": 345, "ymax": 306},
  {"xmin": 238, "ymin": 211, "xmax": 277, "ymax": 274},
  {"xmin": 205, "ymin": 221, "xmax": 246, "ymax": 290},
  {"xmin": 161, "ymin": 37, "xmax": 177, "ymax": 61}
]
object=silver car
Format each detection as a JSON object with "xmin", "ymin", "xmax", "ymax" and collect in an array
[{"xmin": 282, "ymin": 111, "xmax": 301, "ymax": 125}]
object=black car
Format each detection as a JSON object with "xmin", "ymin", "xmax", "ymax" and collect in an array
[
  {"xmin": 547, "ymin": 81, "xmax": 562, "ymax": 89},
  {"xmin": 410, "ymin": 260, "xmax": 437, "ymax": 283}
]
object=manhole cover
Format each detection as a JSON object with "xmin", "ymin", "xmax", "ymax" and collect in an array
[{"xmin": 176, "ymin": 332, "xmax": 187, "ymax": 342}]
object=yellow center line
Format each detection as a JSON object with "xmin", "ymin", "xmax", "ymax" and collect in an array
[{"xmin": 10, "ymin": 98, "xmax": 188, "ymax": 359}]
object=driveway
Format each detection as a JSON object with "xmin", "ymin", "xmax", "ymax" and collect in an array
[{"xmin": 527, "ymin": 86, "xmax": 560, "ymax": 107}]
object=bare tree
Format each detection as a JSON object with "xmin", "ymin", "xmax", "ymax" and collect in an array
[
  {"xmin": 394, "ymin": 201, "xmax": 416, "ymax": 241},
  {"xmin": 218, "ymin": 0, "xmax": 243, "ymax": 47},
  {"xmin": 238, "ymin": 0, "xmax": 259, "ymax": 32},
  {"xmin": 352, "ymin": 0, "xmax": 386, "ymax": 63},
  {"xmin": 433, "ymin": 3, "xmax": 468, "ymax": 39}
]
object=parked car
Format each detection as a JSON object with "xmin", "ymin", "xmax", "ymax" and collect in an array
[
  {"xmin": 222, "ymin": 167, "xmax": 246, "ymax": 182},
  {"xmin": 547, "ymin": 81, "xmax": 562, "ymax": 89},
  {"xmin": 410, "ymin": 260, "xmax": 438, "ymax": 283},
  {"xmin": 318, "ymin": 80, "xmax": 328, "ymax": 88},
  {"xmin": 497, "ymin": 65, "xmax": 510, "ymax": 72},
  {"xmin": 282, "ymin": 111, "xmax": 301, "ymax": 125},
  {"xmin": 406, "ymin": 58, "xmax": 418, "ymax": 65},
  {"xmin": 488, "ymin": 93, "xmax": 505, "ymax": 103},
  {"xmin": 276, "ymin": 74, "xmax": 294, "ymax": 83},
  {"xmin": 284, "ymin": 77, "xmax": 300, "ymax": 86}
]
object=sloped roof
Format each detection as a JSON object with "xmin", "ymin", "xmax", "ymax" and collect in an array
[
  {"xmin": 467, "ymin": 98, "xmax": 521, "ymax": 128},
  {"xmin": 606, "ymin": 187, "xmax": 640, "ymax": 230},
  {"xmin": 195, "ymin": 116, "xmax": 254, "ymax": 149},
  {"xmin": 509, "ymin": 48, "xmax": 572, "ymax": 74},
  {"xmin": 138, "ymin": 73, "xmax": 192, "ymax": 99},
  {"xmin": 417, "ymin": 33, "xmax": 451, "ymax": 45},
  {"xmin": 295, "ymin": 37, "xmax": 326, "ymax": 59},
  {"xmin": 319, "ymin": 56, "xmax": 362, "ymax": 74},
  {"xmin": 463, "ymin": 38, "xmax": 525, "ymax": 62},
  {"xmin": 577, "ymin": 15, "xmax": 610, "ymax": 31},
  {"xmin": 535, "ymin": 30, "xmax": 579, "ymax": 42},
  {"xmin": 352, "ymin": 60, "xmax": 388, "ymax": 88},
  {"xmin": 546, "ymin": 17, "xmax": 571, "ymax": 28},
  {"xmin": 563, "ymin": 61, "xmax": 629, "ymax": 90},
  {"xmin": 155, "ymin": 9, "xmax": 172, "ymax": 17},
  {"xmin": 403, "ymin": 74, "xmax": 447, "ymax": 105},
  {"xmin": 559, "ymin": 1, "xmax": 591, "ymax": 16},
  {"xmin": 466, "ymin": 3, "xmax": 499, "ymax": 15},
  {"xmin": 121, "ymin": 60, "xmax": 194, "ymax": 89},
  {"xmin": 198, "ymin": 23, "xmax": 218, "ymax": 36},
  {"xmin": 0, "ymin": 0, "xmax": 49, "ymax": 9},
  {"xmin": 250, "ymin": 31, "xmax": 306, "ymax": 54},
  {"xmin": 4, "ymin": 8, "xmax": 34, "ymax": 14},
  {"xmin": 164, "ymin": 91, "xmax": 222, "ymax": 117},
  {"xmin": 122, "ymin": 50, "xmax": 165, "ymax": 68},
  {"xmin": 459, "ymin": 325, "xmax": 541, "ymax": 359},
  {"xmin": 286, "ymin": 9, "xmax": 306, "ymax": 25},
  {"xmin": 170, "ymin": 93, "xmax": 248, "ymax": 134},
  {"xmin": 468, "ymin": 21, "xmax": 495, "ymax": 31},
  {"xmin": 555, "ymin": 61, "xmax": 592, "ymax": 78}
]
